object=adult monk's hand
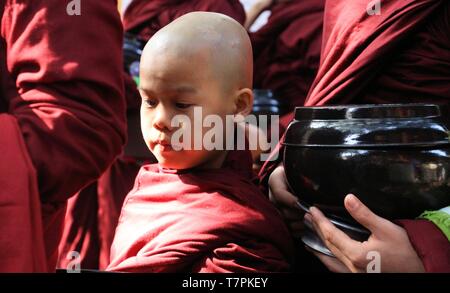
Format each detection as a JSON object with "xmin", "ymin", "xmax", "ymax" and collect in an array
[
  {"xmin": 254, "ymin": 0, "xmax": 273, "ymax": 8},
  {"xmin": 245, "ymin": 0, "xmax": 293, "ymax": 30},
  {"xmin": 254, "ymin": 0, "xmax": 292, "ymax": 8},
  {"xmin": 268, "ymin": 165, "xmax": 304, "ymax": 237},
  {"xmin": 305, "ymin": 194, "xmax": 425, "ymax": 273}
]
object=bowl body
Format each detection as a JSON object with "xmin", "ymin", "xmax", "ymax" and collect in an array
[{"xmin": 283, "ymin": 104, "xmax": 450, "ymax": 223}]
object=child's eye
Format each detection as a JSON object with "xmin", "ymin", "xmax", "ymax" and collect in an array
[
  {"xmin": 143, "ymin": 99, "xmax": 157, "ymax": 108},
  {"xmin": 175, "ymin": 103, "xmax": 192, "ymax": 109}
]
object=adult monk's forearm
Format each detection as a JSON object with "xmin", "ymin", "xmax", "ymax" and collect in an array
[
  {"xmin": 397, "ymin": 219, "xmax": 450, "ymax": 272},
  {"xmin": 1, "ymin": 0, "xmax": 127, "ymax": 203},
  {"xmin": 244, "ymin": 0, "xmax": 272, "ymax": 30}
]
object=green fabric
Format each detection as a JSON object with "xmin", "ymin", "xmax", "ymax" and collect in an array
[
  {"xmin": 419, "ymin": 209, "xmax": 450, "ymax": 241},
  {"xmin": 133, "ymin": 76, "xmax": 140, "ymax": 87}
]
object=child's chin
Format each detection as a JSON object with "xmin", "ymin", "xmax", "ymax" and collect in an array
[{"xmin": 158, "ymin": 160, "xmax": 191, "ymax": 170}]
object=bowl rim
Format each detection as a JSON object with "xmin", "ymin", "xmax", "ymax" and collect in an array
[
  {"xmin": 296, "ymin": 201, "xmax": 370, "ymax": 235},
  {"xmin": 294, "ymin": 103, "xmax": 445, "ymax": 121}
]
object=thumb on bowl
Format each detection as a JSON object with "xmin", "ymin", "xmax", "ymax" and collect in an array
[{"xmin": 344, "ymin": 194, "xmax": 386, "ymax": 233}]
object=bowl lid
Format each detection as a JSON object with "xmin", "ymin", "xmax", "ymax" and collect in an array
[
  {"xmin": 284, "ymin": 104, "xmax": 450, "ymax": 147},
  {"xmin": 294, "ymin": 103, "xmax": 443, "ymax": 120}
]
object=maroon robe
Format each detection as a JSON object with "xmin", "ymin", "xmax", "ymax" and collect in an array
[
  {"xmin": 259, "ymin": 0, "xmax": 450, "ymax": 272},
  {"xmin": 0, "ymin": 0, "xmax": 126, "ymax": 271},
  {"xmin": 0, "ymin": 115, "xmax": 46, "ymax": 272},
  {"xmin": 250, "ymin": 0, "xmax": 324, "ymax": 128},
  {"xmin": 107, "ymin": 150, "xmax": 294, "ymax": 272},
  {"xmin": 57, "ymin": 156, "xmax": 143, "ymax": 270},
  {"xmin": 398, "ymin": 220, "xmax": 450, "ymax": 272},
  {"xmin": 304, "ymin": 0, "xmax": 450, "ymax": 106},
  {"xmin": 123, "ymin": 0, "xmax": 246, "ymax": 42}
]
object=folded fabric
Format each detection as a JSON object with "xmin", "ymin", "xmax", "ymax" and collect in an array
[
  {"xmin": 419, "ymin": 207, "xmax": 450, "ymax": 241},
  {"xmin": 0, "ymin": 114, "xmax": 47, "ymax": 272}
]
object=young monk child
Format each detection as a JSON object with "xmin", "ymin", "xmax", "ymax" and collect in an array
[{"xmin": 107, "ymin": 12, "xmax": 294, "ymax": 273}]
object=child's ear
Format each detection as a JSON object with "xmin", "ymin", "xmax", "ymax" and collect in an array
[{"xmin": 233, "ymin": 88, "xmax": 253, "ymax": 116}]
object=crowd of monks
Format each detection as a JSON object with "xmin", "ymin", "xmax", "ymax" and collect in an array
[{"xmin": 0, "ymin": 0, "xmax": 448, "ymax": 272}]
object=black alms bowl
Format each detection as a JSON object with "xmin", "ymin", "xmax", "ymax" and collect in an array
[{"xmin": 283, "ymin": 104, "xmax": 450, "ymax": 225}]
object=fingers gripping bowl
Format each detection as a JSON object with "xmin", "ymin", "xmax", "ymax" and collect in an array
[{"xmin": 282, "ymin": 104, "xmax": 450, "ymax": 255}]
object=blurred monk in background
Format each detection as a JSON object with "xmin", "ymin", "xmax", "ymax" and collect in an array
[
  {"xmin": 0, "ymin": 0, "xmax": 126, "ymax": 272},
  {"xmin": 246, "ymin": 0, "xmax": 325, "ymax": 132}
]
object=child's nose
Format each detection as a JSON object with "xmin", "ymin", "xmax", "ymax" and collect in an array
[{"xmin": 152, "ymin": 105, "xmax": 172, "ymax": 132}]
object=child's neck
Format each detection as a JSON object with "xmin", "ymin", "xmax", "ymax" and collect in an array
[
  {"xmin": 195, "ymin": 150, "xmax": 229, "ymax": 170},
  {"xmin": 159, "ymin": 150, "xmax": 229, "ymax": 173}
]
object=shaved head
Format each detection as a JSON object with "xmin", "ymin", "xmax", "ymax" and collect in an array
[
  {"xmin": 141, "ymin": 12, "xmax": 253, "ymax": 93},
  {"xmin": 139, "ymin": 12, "xmax": 255, "ymax": 170}
]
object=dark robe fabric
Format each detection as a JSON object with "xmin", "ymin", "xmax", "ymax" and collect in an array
[
  {"xmin": 259, "ymin": 0, "xmax": 450, "ymax": 272},
  {"xmin": 123, "ymin": 0, "xmax": 246, "ymax": 42},
  {"xmin": 0, "ymin": 0, "xmax": 126, "ymax": 272},
  {"xmin": 107, "ymin": 150, "xmax": 294, "ymax": 273},
  {"xmin": 398, "ymin": 220, "xmax": 450, "ymax": 273},
  {"xmin": 0, "ymin": 115, "xmax": 47, "ymax": 272},
  {"xmin": 57, "ymin": 156, "xmax": 143, "ymax": 270},
  {"xmin": 250, "ymin": 0, "xmax": 324, "ymax": 129},
  {"xmin": 305, "ymin": 0, "xmax": 450, "ymax": 106},
  {"xmin": 58, "ymin": 0, "xmax": 247, "ymax": 270}
]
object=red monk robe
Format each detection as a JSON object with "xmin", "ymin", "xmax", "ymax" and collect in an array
[
  {"xmin": 259, "ymin": 0, "xmax": 450, "ymax": 272},
  {"xmin": 123, "ymin": 0, "xmax": 246, "ymax": 42},
  {"xmin": 0, "ymin": 1, "xmax": 126, "ymax": 272},
  {"xmin": 57, "ymin": 157, "xmax": 144, "ymax": 269},
  {"xmin": 107, "ymin": 150, "xmax": 294, "ymax": 273},
  {"xmin": 0, "ymin": 115, "xmax": 46, "ymax": 272},
  {"xmin": 58, "ymin": 0, "xmax": 247, "ymax": 270},
  {"xmin": 250, "ymin": 0, "xmax": 324, "ymax": 131}
]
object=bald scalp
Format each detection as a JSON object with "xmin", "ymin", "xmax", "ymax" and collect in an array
[{"xmin": 141, "ymin": 12, "xmax": 253, "ymax": 93}]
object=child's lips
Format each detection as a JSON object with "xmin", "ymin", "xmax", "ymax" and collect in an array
[
  {"xmin": 153, "ymin": 140, "xmax": 182, "ymax": 152},
  {"xmin": 157, "ymin": 140, "xmax": 171, "ymax": 146},
  {"xmin": 155, "ymin": 140, "xmax": 170, "ymax": 147}
]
